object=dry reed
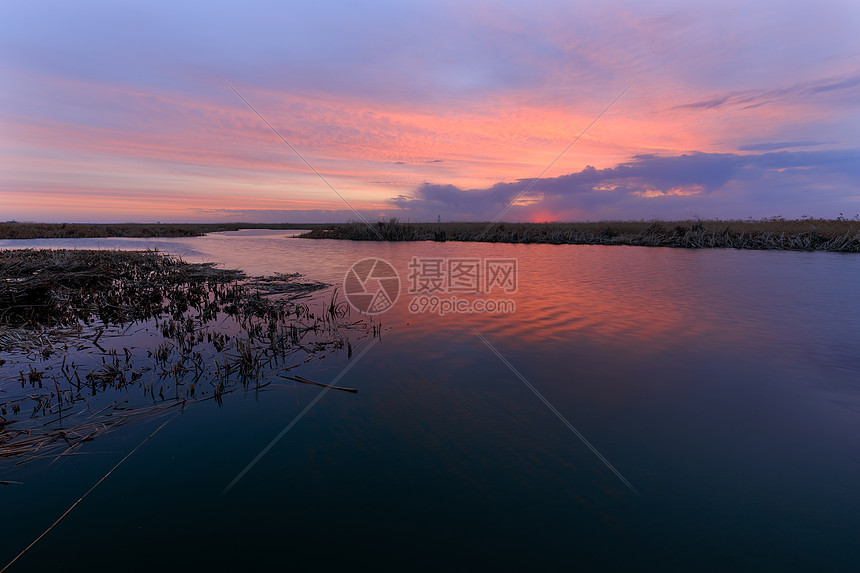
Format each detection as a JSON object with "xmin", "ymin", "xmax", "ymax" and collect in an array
[
  {"xmin": 299, "ymin": 217, "xmax": 860, "ymax": 252},
  {"xmin": 0, "ymin": 249, "xmax": 373, "ymax": 465}
]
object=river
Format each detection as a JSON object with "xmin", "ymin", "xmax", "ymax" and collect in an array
[{"xmin": 2, "ymin": 230, "xmax": 859, "ymax": 571}]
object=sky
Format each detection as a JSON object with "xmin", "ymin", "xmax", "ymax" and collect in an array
[{"xmin": 1, "ymin": 0, "xmax": 859, "ymax": 223}]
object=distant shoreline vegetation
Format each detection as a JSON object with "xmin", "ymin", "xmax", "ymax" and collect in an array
[
  {"xmin": 299, "ymin": 218, "xmax": 860, "ymax": 252},
  {"xmin": 0, "ymin": 222, "xmax": 324, "ymax": 240},
  {"xmin": 2, "ymin": 219, "xmax": 859, "ymax": 252}
]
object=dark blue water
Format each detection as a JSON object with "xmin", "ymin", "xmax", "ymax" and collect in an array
[{"xmin": 2, "ymin": 231, "xmax": 859, "ymax": 571}]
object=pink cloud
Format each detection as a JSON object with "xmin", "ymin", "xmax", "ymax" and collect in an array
[{"xmin": 2, "ymin": 0, "xmax": 858, "ymax": 222}]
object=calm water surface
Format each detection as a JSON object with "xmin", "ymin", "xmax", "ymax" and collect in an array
[{"xmin": 2, "ymin": 230, "xmax": 859, "ymax": 571}]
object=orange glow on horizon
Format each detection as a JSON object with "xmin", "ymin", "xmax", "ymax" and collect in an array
[{"xmin": 3, "ymin": 64, "xmax": 855, "ymax": 222}]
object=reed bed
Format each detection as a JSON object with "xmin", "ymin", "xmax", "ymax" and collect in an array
[
  {"xmin": 0, "ymin": 249, "xmax": 374, "ymax": 465},
  {"xmin": 299, "ymin": 218, "xmax": 860, "ymax": 252}
]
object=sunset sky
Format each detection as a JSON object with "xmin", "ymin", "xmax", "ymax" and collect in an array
[{"xmin": 2, "ymin": 0, "xmax": 859, "ymax": 223}]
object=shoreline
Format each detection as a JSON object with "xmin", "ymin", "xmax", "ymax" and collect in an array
[
  {"xmin": 298, "ymin": 219, "xmax": 860, "ymax": 252},
  {"xmin": 0, "ymin": 222, "xmax": 325, "ymax": 240},
  {"xmin": 3, "ymin": 219, "xmax": 859, "ymax": 252}
]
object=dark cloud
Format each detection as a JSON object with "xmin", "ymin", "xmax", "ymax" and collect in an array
[
  {"xmin": 390, "ymin": 150, "xmax": 860, "ymax": 221},
  {"xmin": 806, "ymin": 73, "xmax": 860, "ymax": 95},
  {"xmin": 671, "ymin": 95, "xmax": 732, "ymax": 110},
  {"xmin": 672, "ymin": 70, "xmax": 860, "ymax": 112},
  {"xmin": 740, "ymin": 100, "xmax": 772, "ymax": 110},
  {"xmin": 739, "ymin": 141, "xmax": 829, "ymax": 151}
]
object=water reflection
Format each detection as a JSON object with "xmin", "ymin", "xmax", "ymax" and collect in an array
[{"xmin": 2, "ymin": 231, "xmax": 860, "ymax": 570}]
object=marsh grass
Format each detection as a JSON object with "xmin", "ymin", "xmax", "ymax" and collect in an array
[
  {"xmin": 0, "ymin": 222, "xmax": 326, "ymax": 240},
  {"xmin": 0, "ymin": 249, "xmax": 373, "ymax": 465},
  {"xmin": 299, "ymin": 218, "xmax": 860, "ymax": 252}
]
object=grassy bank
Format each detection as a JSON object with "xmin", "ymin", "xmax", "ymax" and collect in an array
[
  {"xmin": 0, "ymin": 222, "xmax": 325, "ymax": 240},
  {"xmin": 299, "ymin": 218, "xmax": 860, "ymax": 252}
]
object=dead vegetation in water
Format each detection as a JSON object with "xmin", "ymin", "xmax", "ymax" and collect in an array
[
  {"xmin": 0, "ymin": 249, "xmax": 376, "ymax": 466},
  {"xmin": 0, "ymin": 248, "xmax": 244, "ymax": 327},
  {"xmin": 299, "ymin": 217, "xmax": 860, "ymax": 252}
]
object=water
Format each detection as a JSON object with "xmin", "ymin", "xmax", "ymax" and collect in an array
[{"xmin": 2, "ymin": 230, "xmax": 860, "ymax": 571}]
